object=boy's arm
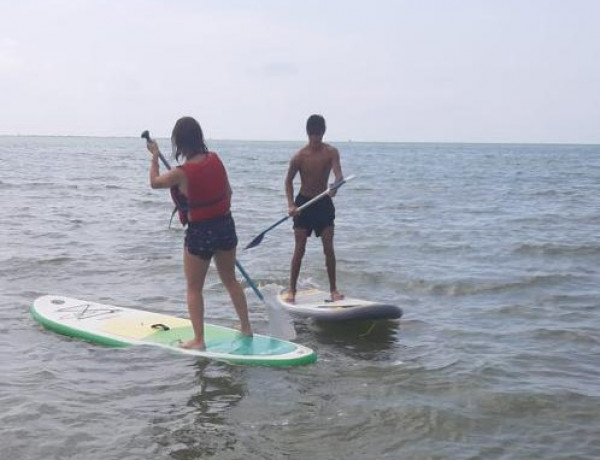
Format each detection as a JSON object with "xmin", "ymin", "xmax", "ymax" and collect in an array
[
  {"xmin": 328, "ymin": 147, "xmax": 344, "ymax": 197},
  {"xmin": 331, "ymin": 147, "xmax": 343, "ymax": 183},
  {"xmin": 285, "ymin": 156, "xmax": 300, "ymax": 213}
]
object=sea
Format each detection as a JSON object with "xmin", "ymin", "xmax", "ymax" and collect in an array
[{"xmin": 1, "ymin": 136, "xmax": 599, "ymax": 460}]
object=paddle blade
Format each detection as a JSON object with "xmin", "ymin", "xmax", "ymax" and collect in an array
[
  {"xmin": 244, "ymin": 215, "xmax": 290, "ymax": 250},
  {"xmin": 244, "ymin": 232, "xmax": 265, "ymax": 250},
  {"xmin": 262, "ymin": 286, "xmax": 297, "ymax": 341},
  {"xmin": 266, "ymin": 302, "xmax": 297, "ymax": 341}
]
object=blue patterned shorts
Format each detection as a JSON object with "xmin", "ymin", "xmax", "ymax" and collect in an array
[{"xmin": 185, "ymin": 213, "xmax": 238, "ymax": 260}]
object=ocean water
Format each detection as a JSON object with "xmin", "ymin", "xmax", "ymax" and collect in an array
[{"xmin": 1, "ymin": 136, "xmax": 599, "ymax": 459}]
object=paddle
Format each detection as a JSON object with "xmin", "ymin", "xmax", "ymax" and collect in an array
[
  {"xmin": 140, "ymin": 130, "xmax": 266, "ymax": 303},
  {"xmin": 244, "ymin": 174, "xmax": 355, "ymax": 250}
]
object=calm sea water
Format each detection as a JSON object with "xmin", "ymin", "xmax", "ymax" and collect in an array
[{"xmin": 1, "ymin": 136, "xmax": 599, "ymax": 459}]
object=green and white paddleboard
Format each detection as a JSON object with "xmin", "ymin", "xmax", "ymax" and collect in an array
[{"xmin": 31, "ymin": 295, "xmax": 316, "ymax": 367}]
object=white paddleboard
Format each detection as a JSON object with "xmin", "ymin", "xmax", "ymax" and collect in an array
[
  {"xmin": 31, "ymin": 295, "xmax": 316, "ymax": 367},
  {"xmin": 277, "ymin": 289, "xmax": 403, "ymax": 321}
]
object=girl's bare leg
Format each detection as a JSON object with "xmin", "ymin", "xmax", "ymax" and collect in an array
[
  {"xmin": 181, "ymin": 248, "xmax": 211, "ymax": 350},
  {"xmin": 214, "ymin": 248, "xmax": 253, "ymax": 336}
]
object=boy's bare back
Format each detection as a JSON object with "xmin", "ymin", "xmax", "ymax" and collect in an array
[{"xmin": 292, "ymin": 143, "xmax": 340, "ymax": 197}]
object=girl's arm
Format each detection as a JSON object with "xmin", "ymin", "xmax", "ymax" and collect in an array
[{"xmin": 147, "ymin": 141, "xmax": 184, "ymax": 189}]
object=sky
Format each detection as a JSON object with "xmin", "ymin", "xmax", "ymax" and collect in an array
[{"xmin": 0, "ymin": 0, "xmax": 599, "ymax": 143}]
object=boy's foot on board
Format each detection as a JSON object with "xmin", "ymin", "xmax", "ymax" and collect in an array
[
  {"xmin": 180, "ymin": 339, "xmax": 206, "ymax": 351},
  {"xmin": 331, "ymin": 290, "xmax": 344, "ymax": 302},
  {"xmin": 283, "ymin": 290, "xmax": 296, "ymax": 303}
]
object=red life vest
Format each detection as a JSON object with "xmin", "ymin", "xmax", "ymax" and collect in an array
[{"xmin": 170, "ymin": 152, "xmax": 231, "ymax": 225}]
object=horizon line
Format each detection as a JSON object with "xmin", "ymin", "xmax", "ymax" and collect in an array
[{"xmin": 1, "ymin": 133, "xmax": 599, "ymax": 147}]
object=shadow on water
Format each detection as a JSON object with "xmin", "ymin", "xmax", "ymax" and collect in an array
[
  {"xmin": 300, "ymin": 319, "xmax": 402, "ymax": 361},
  {"xmin": 152, "ymin": 360, "xmax": 248, "ymax": 459}
]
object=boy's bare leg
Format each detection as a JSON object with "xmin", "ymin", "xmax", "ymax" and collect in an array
[
  {"xmin": 286, "ymin": 228, "xmax": 308, "ymax": 302},
  {"xmin": 321, "ymin": 226, "xmax": 344, "ymax": 301}
]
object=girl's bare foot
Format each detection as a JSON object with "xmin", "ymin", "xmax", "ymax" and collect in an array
[
  {"xmin": 331, "ymin": 290, "xmax": 345, "ymax": 302},
  {"xmin": 233, "ymin": 322, "xmax": 253, "ymax": 337},
  {"xmin": 180, "ymin": 338, "xmax": 206, "ymax": 351},
  {"xmin": 240, "ymin": 325, "xmax": 253, "ymax": 337}
]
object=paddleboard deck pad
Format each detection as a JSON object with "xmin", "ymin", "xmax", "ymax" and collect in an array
[
  {"xmin": 31, "ymin": 295, "xmax": 316, "ymax": 367},
  {"xmin": 277, "ymin": 289, "xmax": 403, "ymax": 321}
]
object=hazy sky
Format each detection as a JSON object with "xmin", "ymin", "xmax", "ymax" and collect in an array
[{"xmin": 1, "ymin": 0, "xmax": 599, "ymax": 143}]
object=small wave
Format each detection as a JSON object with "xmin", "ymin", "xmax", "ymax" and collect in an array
[
  {"xmin": 531, "ymin": 327, "xmax": 600, "ymax": 346},
  {"xmin": 405, "ymin": 273, "xmax": 577, "ymax": 297},
  {"xmin": 420, "ymin": 241, "xmax": 474, "ymax": 252},
  {"xmin": 514, "ymin": 243, "xmax": 600, "ymax": 256},
  {"xmin": 132, "ymin": 198, "xmax": 165, "ymax": 206},
  {"xmin": 25, "ymin": 181, "xmax": 82, "ymax": 190},
  {"xmin": 495, "ymin": 303, "xmax": 535, "ymax": 316},
  {"xmin": 477, "ymin": 388, "xmax": 595, "ymax": 416},
  {"xmin": 1, "ymin": 255, "xmax": 74, "ymax": 270},
  {"xmin": 584, "ymin": 214, "xmax": 600, "ymax": 224}
]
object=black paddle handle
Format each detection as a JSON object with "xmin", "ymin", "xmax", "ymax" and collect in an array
[{"xmin": 141, "ymin": 130, "xmax": 172, "ymax": 169}]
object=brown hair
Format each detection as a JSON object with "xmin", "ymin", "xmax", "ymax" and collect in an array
[{"xmin": 171, "ymin": 116, "xmax": 209, "ymax": 161}]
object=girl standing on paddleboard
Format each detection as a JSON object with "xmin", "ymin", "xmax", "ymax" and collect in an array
[{"xmin": 145, "ymin": 116, "xmax": 252, "ymax": 350}]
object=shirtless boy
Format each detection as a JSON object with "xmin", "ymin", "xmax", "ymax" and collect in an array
[{"xmin": 284, "ymin": 114, "xmax": 344, "ymax": 303}]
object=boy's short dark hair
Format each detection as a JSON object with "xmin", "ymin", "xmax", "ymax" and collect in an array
[{"xmin": 306, "ymin": 114, "xmax": 326, "ymax": 136}]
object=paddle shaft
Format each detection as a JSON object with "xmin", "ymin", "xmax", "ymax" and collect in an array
[
  {"xmin": 295, "ymin": 174, "xmax": 355, "ymax": 212},
  {"xmin": 244, "ymin": 174, "xmax": 355, "ymax": 249},
  {"xmin": 254, "ymin": 179, "xmax": 349, "ymax": 233},
  {"xmin": 142, "ymin": 131, "xmax": 264, "ymax": 301}
]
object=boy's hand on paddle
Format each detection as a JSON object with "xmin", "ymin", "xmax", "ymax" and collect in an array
[
  {"xmin": 328, "ymin": 181, "xmax": 340, "ymax": 197},
  {"xmin": 288, "ymin": 205, "xmax": 299, "ymax": 216}
]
